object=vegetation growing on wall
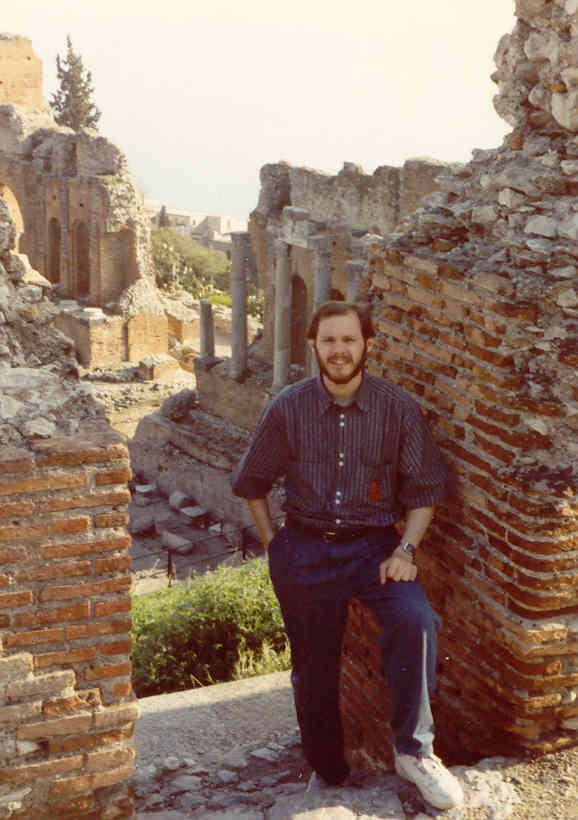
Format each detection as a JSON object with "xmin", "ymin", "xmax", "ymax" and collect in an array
[
  {"xmin": 50, "ymin": 35, "xmax": 101, "ymax": 131},
  {"xmin": 151, "ymin": 226, "xmax": 231, "ymax": 297}
]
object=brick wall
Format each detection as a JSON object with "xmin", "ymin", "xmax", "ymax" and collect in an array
[
  {"xmin": 341, "ymin": 246, "xmax": 578, "ymax": 764},
  {"xmin": 0, "ymin": 429, "xmax": 137, "ymax": 819},
  {"xmin": 0, "ymin": 37, "xmax": 44, "ymax": 111}
]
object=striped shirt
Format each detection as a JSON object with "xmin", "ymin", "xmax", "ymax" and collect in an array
[{"xmin": 232, "ymin": 373, "xmax": 453, "ymax": 529}]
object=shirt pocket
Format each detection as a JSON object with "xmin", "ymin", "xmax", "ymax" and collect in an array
[{"xmin": 351, "ymin": 457, "xmax": 395, "ymax": 511}]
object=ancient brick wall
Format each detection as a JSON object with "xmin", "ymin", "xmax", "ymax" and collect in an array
[
  {"xmin": 0, "ymin": 429, "xmax": 137, "ymax": 818},
  {"xmin": 341, "ymin": 246, "xmax": 578, "ymax": 764},
  {"xmin": 0, "ymin": 37, "xmax": 44, "ymax": 111}
]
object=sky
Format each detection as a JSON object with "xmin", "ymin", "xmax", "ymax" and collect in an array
[{"xmin": 4, "ymin": 1, "xmax": 516, "ymax": 219}]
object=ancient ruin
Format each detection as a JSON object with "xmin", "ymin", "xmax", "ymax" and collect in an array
[
  {"xmin": 134, "ymin": 0, "xmax": 578, "ymax": 770},
  {"xmin": 1, "ymin": 2, "xmax": 578, "ymax": 813}
]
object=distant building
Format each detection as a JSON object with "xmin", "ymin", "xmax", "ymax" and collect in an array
[{"xmin": 143, "ymin": 200, "xmax": 247, "ymax": 259}]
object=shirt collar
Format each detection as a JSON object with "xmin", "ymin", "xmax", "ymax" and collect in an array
[{"xmin": 314, "ymin": 373, "xmax": 371, "ymax": 414}]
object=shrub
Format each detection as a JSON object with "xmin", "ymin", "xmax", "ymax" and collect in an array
[{"xmin": 131, "ymin": 559, "xmax": 289, "ymax": 698}]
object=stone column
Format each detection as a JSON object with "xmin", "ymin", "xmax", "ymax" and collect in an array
[
  {"xmin": 345, "ymin": 260, "xmax": 365, "ymax": 302},
  {"xmin": 199, "ymin": 299, "xmax": 215, "ymax": 365},
  {"xmin": 272, "ymin": 239, "xmax": 291, "ymax": 392},
  {"xmin": 309, "ymin": 236, "xmax": 332, "ymax": 377},
  {"xmin": 311, "ymin": 236, "xmax": 332, "ymax": 311},
  {"xmin": 230, "ymin": 231, "xmax": 250, "ymax": 379}
]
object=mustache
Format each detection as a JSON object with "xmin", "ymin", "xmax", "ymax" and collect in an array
[{"xmin": 328, "ymin": 354, "xmax": 352, "ymax": 363}]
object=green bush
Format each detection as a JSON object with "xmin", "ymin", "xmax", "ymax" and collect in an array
[{"xmin": 131, "ymin": 559, "xmax": 290, "ymax": 698}]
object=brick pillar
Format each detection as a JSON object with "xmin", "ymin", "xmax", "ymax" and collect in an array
[
  {"xmin": 272, "ymin": 239, "xmax": 291, "ymax": 392},
  {"xmin": 230, "ymin": 231, "xmax": 250, "ymax": 380},
  {"xmin": 0, "ymin": 428, "xmax": 138, "ymax": 818}
]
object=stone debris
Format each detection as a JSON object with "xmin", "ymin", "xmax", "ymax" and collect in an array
[{"xmin": 132, "ymin": 734, "xmax": 521, "ymax": 820}]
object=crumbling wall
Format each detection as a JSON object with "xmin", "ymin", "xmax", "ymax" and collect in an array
[
  {"xmin": 249, "ymin": 157, "xmax": 447, "ymax": 362},
  {"xmin": 340, "ymin": 0, "xmax": 578, "ymax": 764},
  {"xmin": 0, "ymin": 35, "xmax": 44, "ymax": 111},
  {"xmin": 0, "ymin": 34, "xmax": 167, "ymax": 370},
  {"xmin": 0, "ymin": 188, "xmax": 137, "ymax": 817}
]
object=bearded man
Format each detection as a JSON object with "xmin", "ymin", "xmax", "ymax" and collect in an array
[{"xmin": 232, "ymin": 300, "xmax": 463, "ymax": 811}]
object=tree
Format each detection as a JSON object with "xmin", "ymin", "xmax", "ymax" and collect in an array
[
  {"xmin": 50, "ymin": 36, "xmax": 101, "ymax": 131},
  {"xmin": 158, "ymin": 205, "xmax": 170, "ymax": 228}
]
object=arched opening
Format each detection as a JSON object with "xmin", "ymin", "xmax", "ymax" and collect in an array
[
  {"xmin": 47, "ymin": 217, "xmax": 61, "ymax": 284},
  {"xmin": 0, "ymin": 184, "xmax": 24, "ymax": 251},
  {"xmin": 290, "ymin": 274, "xmax": 308, "ymax": 366},
  {"xmin": 74, "ymin": 221, "xmax": 90, "ymax": 298}
]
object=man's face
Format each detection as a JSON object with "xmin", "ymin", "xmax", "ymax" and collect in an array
[{"xmin": 311, "ymin": 311, "xmax": 367, "ymax": 386}]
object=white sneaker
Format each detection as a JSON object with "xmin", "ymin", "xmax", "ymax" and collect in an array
[{"xmin": 394, "ymin": 752, "xmax": 464, "ymax": 810}]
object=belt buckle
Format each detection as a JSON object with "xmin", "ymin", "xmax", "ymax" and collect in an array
[{"xmin": 321, "ymin": 530, "xmax": 338, "ymax": 542}]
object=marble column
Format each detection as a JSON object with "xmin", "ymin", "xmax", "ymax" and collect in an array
[
  {"xmin": 345, "ymin": 260, "xmax": 365, "ymax": 302},
  {"xmin": 272, "ymin": 239, "xmax": 291, "ymax": 392},
  {"xmin": 230, "ymin": 231, "xmax": 250, "ymax": 380},
  {"xmin": 199, "ymin": 300, "xmax": 215, "ymax": 365}
]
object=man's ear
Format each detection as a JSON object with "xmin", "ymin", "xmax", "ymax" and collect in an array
[{"xmin": 366, "ymin": 337, "xmax": 375, "ymax": 352}]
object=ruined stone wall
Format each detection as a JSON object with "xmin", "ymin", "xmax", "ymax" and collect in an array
[
  {"xmin": 340, "ymin": 244, "xmax": 577, "ymax": 763},
  {"xmin": 249, "ymin": 158, "xmax": 446, "ymax": 363},
  {"xmin": 0, "ymin": 36, "xmax": 44, "ymax": 111}
]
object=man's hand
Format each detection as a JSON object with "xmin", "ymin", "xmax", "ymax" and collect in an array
[{"xmin": 379, "ymin": 548, "xmax": 417, "ymax": 584}]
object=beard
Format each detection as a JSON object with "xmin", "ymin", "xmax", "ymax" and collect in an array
[{"xmin": 313, "ymin": 342, "xmax": 367, "ymax": 386}]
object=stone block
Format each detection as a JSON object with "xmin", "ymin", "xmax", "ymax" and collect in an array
[{"xmin": 169, "ymin": 490, "xmax": 194, "ymax": 510}]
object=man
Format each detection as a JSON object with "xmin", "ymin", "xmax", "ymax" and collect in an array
[{"xmin": 232, "ymin": 301, "xmax": 463, "ymax": 811}]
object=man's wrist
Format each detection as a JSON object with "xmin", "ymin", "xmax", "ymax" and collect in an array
[{"xmin": 397, "ymin": 540, "xmax": 416, "ymax": 562}]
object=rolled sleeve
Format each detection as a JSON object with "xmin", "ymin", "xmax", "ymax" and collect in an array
[
  {"xmin": 232, "ymin": 400, "xmax": 289, "ymax": 499},
  {"xmin": 396, "ymin": 404, "xmax": 454, "ymax": 509}
]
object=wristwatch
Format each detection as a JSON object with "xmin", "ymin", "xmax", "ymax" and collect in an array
[{"xmin": 398, "ymin": 540, "xmax": 416, "ymax": 561}]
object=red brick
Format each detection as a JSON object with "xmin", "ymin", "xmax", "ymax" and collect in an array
[
  {"xmin": 35, "ymin": 647, "xmax": 96, "ymax": 669},
  {"xmin": 85, "ymin": 745, "xmax": 135, "ymax": 772},
  {"xmin": 93, "ymin": 512, "xmax": 129, "ymax": 528},
  {"xmin": 43, "ymin": 693, "xmax": 99, "ymax": 717},
  {"xmin": 468, "ymin": 414, "xmax": 551, "ymax": 451},
  {"xmin": 0, "ymin": 472, "xmax": 89, "ymax": 497},
  {"xmin": 37, "ymin": 489, "xmax": 131, "ymax": 513},
  {"xmin": 48, "ymin": 725, "xmax": 133, "ymax": 755},
  {"xmin": 93, "ymin": 701, "xmax": 139, "ymax": 730},
  {"xmin": 489, "ymin": 300, "xmax": 538, "ymax": 321},
  {"xmin": 15, "ymin": 602, "xmax": 90, "ymax": 627},
  {"xmin": 441, "ymin": 281, "xmax": 482, "ymax": 306},
  {"xmin": 94, "ymin": 468, "xmax": 132, "ymax": 486},
  {"xmin": 84, "ymin": 661, "xmax": 131, "ymax": 682},
  {"xmin": 5, "ymin": 628, "xmax": 63, "ymax": 648},
  {"xmin": 16, "ymin": 560, "xmax": 91, "ymax": 583},
  {"xmin": 40, "ymin": 535, "xmax": 130, "ymax": 559},
  {"xmin": 507, "ymin": 530, "xmax": 574, "ymax": 555},
  {"xmin": 443, "ymin": 440, "xmax": 494, "ymax": 473},
  {"xmin": 111, "ymin": 681, "xmax": 132, "ymax": 697},
  {"xmin": 0, "ymin": 449, "xmax": 33, "ymax": 475},
  {"xmin": 0, "ymin": 591, "xmax": 33, "ymax": 609},
  {"xmin": 94, "ymin": 555, "xmax": 131, "ymax": 575},
  {"xmin": 0, "ymin": 501, "xmax": 35, "ymax": 517},
  {"xmin": 0, "ymin": 517, "xmax": 89, "ymax": 542},
  {"xmin": 32, "ymin": 433, "xmax": 128, "ymax": 467},
  {"xmin": 99, "ymin": 640, "xmax": 131, "ymax": 656},
  {"xmin": 474, "ymin": 401, "xmax": 520, "ymax": 427},
  {"xmin": 18, "ymin": 714, "xmax": 92, "ymax": 740},
  {"xmin": 0, "ymin": 754, "xmax": 83, "ymax": 784},
  {"xmin": 48, "ymin": 763, "xmax": 135, "ymax": 798},
  {"xmin": 473, "ymin": 433, "xmax": 515, "ymax": 465},
  {"xmin": 39, "ymin": 577, "xmax": 131, "ymax": 602},
  {"xmin": 94, "ymin": 598, "xmax": 131, "ymax": 618},
  {"xmin": 0, "ymin": 701, "xmax": 43, "ymax": 725},
  {"xmin": 65, "ymin": 618, "xmax": 131, "ymax": 640}
]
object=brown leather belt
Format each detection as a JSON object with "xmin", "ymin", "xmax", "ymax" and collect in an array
[{"xmin": 286, "ymin": 517, "xmax": 373, "ymax": 543}]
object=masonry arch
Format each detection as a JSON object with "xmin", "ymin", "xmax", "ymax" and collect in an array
[
  {"xmin": 47, "ymin": 217, "xmax": 61, "ymax": 284},
  {"xmin": 72, "ymin": 220, "xmax": 90, "ymax": 298},
  {"xmin": 290, "ymin": 274, "xmax": 308, "ymax": 366},
  {"xmin": 0, "ymin": 183, "xmax": 24, "ymax": 251}
]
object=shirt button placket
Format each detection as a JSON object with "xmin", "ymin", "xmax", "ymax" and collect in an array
[{"xmin": 335, "ymin": 413, "xmax": 345, "ymax": 520}]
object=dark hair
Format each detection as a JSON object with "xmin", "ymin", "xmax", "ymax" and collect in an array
[{"xmin": 307, "ymin": 301, "xmax": 375, "ymax": 341}]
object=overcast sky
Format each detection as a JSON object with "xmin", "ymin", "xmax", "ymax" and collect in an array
[{"xmin": 5, "ymin": 0, "xmax": 516, "ymax": 218}]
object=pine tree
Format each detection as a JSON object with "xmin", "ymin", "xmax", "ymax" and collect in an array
[{"xmin": 50, "ymin": 36, "xmax": 101, "ymax": 132}]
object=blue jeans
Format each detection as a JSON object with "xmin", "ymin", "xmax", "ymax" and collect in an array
[{"xmin": 268, "ymin": 524, "xmax": 440, "ymax": 785}]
